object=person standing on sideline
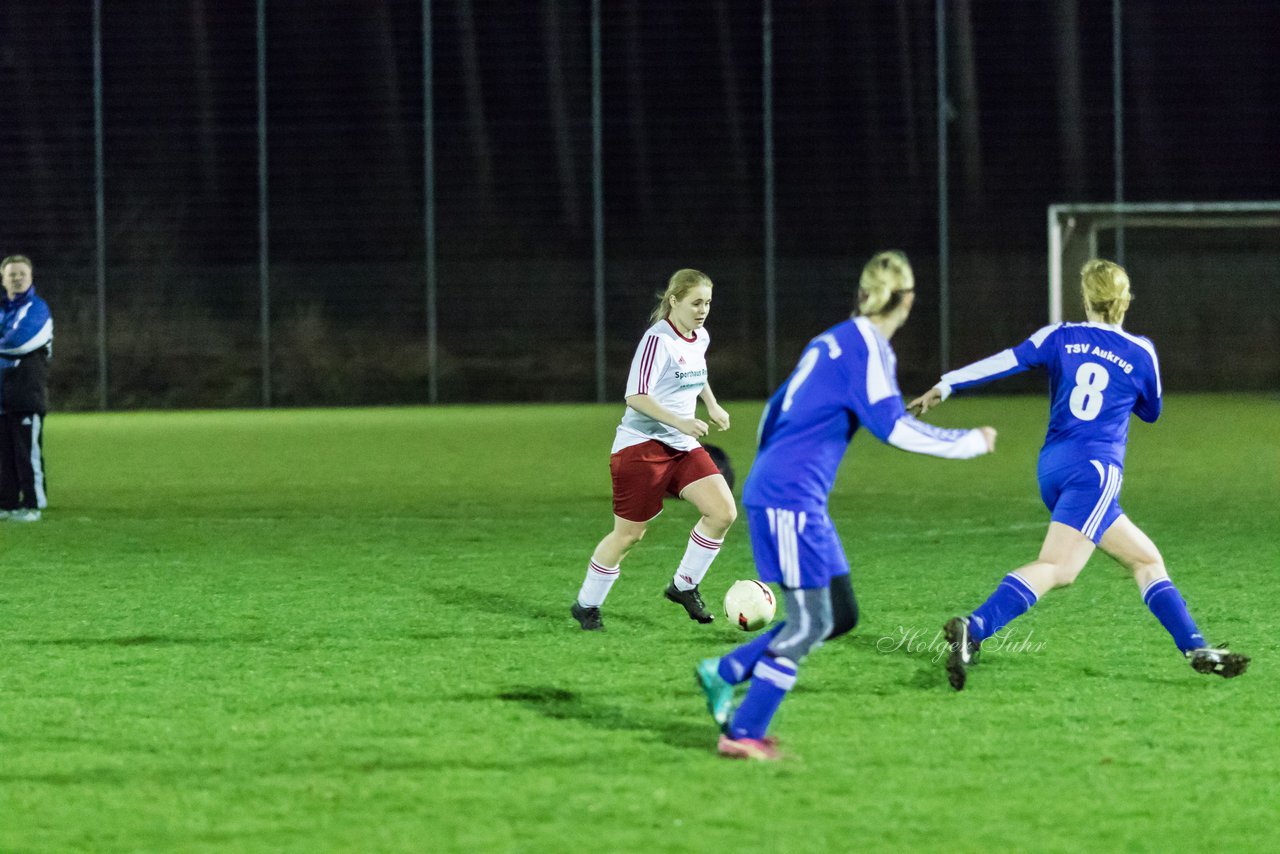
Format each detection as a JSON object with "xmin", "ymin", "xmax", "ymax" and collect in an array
[
  {"xmin": 0, "ymin": 255, "xmax": 53, "ymax": 522},
  {"xmin": 908, "ymin": 259, "xmax": 1248, "ymax": 689},
  {"xmin": 571, "ymin": 269, "xmax": 735, "ymax": 630},
  {"xmin": 698, "ymin": 251, "xmax": 996, "ymax": 760}
]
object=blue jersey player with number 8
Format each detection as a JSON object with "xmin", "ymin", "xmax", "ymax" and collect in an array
[
  {"xmin": 909, "ymin": 259, "xmax": 1249, "ymax": 690},
  {"xmin": 696, "ymin": 251, "xmax": 997, "ymax": 761}
]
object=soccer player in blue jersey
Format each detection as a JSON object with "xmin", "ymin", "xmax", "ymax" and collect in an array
[
  {"xmin": 695, "ymin": 251, "xmax": 997, "ymax": 761},
  {"xmin": 908, "ymin": 259, "xmax": 1249, "ymax": 690}
]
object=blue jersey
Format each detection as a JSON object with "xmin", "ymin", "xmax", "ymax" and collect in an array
[
  {"xmin": 0, "ymin": 285, "xmax": 54, "ymax": 413},
  {"xmin": 939, "ymin": 322, "xmax": 1161, "ymax": 474},
  {"xmin": 744, "ymin": 317, "xmax": 988, "ymax": 512}
]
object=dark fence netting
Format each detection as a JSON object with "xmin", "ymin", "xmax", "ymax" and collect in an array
[{"xmin": 1, "ymin": 1, "xmax": 1276, "ymax": 409}]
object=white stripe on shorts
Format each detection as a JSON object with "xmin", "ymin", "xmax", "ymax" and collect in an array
[
  {"xmin": 1083, "ymin": 463, "xmax": 1121, "ymax": 540},
  {"xmin": 772, "ymin": 508, "xmax": 801, "ymax": 588}
]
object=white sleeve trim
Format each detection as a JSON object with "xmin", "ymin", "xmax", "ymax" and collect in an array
[
  {"xmin": 624, "ymin": 333, "xmax": 665, "ymax": 397},
  {"xmin": 1027, "ymin": 323, "xmax": 1059, "ymax": 348},
  {"xmin": 934, "ymin": 325, "xmax": 1056, "ymax": 397},
  {"xmin": 940, "ymin": 348, "xmax": 1018, "ymax": 389},
  {"xmin": 854, "ymin": 318, "xmax": 895, "ymax": 404},
  {"xmin": 0, "ymin": 318, "xmax": 53, "ymax": 356},
  {"xmin": 1113, "ymin": 328, "xmax": 1162, "ymax": 397},
  {"xmin": 887, "ymin": 418, "xmax": 988, "ymax": 459}
]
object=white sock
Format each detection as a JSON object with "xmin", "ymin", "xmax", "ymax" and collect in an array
[
  {"xmin": 673, "ymin": 526, "xmax": 724, "ymax": 591},
  {"xmin": 578, "ymin": 559, "xmax": 620, "ymax": 608}
]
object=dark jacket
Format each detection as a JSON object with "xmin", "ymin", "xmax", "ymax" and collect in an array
[{"xmin": 0, "ymin": 285, "xmax": 53, "ymax": 414}]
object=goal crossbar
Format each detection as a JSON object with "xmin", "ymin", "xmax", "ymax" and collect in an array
[{"xmin": 1047, "ymin": 201, "xmax": 1280, "ymax": 323}]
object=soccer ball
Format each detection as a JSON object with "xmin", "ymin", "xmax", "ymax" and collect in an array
[{"xmin": 724, "ymin": 579, "xmax": 776, "ymax": 632}]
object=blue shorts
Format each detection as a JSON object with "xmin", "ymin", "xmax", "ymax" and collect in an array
[
  {"xmin": 746, "ymin": 506, "xmax": 850, "ymax": 590},
  {"xmin": 1038, "ymin": 459, "xmax": 1125, "ymax": 544}
]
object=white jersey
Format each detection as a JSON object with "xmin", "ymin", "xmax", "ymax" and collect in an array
[{"xmin": 612, "ymin": 319, "xmax": 710, "ymax": 453}]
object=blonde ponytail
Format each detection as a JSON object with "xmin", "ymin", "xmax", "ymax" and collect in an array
[
  {"xmin": 857, "ymin": 250, "xmax": 914, "ymax": 316},
  {"xmin": 1080, "ymin": 259, "xmax": 1132, "ymax": 324}
]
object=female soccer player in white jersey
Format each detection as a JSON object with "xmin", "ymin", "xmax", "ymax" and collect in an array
[
  {"xmin": 696, "ymin": 251, "xmax": 997, "ymax": 760},
  {"xmin": 570, "ymin": 269, "xmax": 735, "ymax": 631},
  {"xmin": 908, "ymin": 259, "xmax": 1249, "ymax": 690}
]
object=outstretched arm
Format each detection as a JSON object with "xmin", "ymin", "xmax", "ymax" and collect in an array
[
  {"xmin": 848, "ymin": 325, "xmax": 996, "ymax": 459},
  {"xmin": 861, "ymin": 392, "xmax": 995, "ymax": 459},
  {"xmin": 886, "ymin": 413, "xmax": 996, "ymax": 458},
  {"xmin": 910, "ymin": 324, "xmax": 1060, "ymax": 415}
]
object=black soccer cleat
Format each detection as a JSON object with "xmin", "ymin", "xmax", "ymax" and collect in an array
[
  {"xmin": 571, "ymin": 601, "xmax": 605, "ymax": 631},
  {"xmin": 664, "ymin": 582, "xmax": 714, "ymax": 624},
  {"xmin": 1187, "ymin": 645, "xmax": 1249, "ymax": 679},
  {"xmin": 943, "ymin": 616, "xmax": 980, "ymax": 691}
]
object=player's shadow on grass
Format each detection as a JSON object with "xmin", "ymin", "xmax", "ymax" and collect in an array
[
  {"xmin": 431, "ymin": 584, "xmax": 567, "ymax": 623},
  {"xmin": 429, "ymin": 582, "xmax": 672, "ymax": 631},
  {"xmin": 10, "ymin": 634, "xmax": 270, "ymax": 646},
  {"xmin": 496, "ymin": 685, "xmax": 709, "ymax": 751},
  {"xmin": 841, "ymin": 632, "xmax": 954, "ymax": 691}
]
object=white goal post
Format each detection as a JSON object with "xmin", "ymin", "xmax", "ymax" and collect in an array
[{"xmin": 1047, "ymin": 201, "xmax": 1280, "ymax": 323}]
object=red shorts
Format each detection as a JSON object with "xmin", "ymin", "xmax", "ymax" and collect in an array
[{"xmin": 610, "ymin": 440, "xmax": 721, "ymax": 522}]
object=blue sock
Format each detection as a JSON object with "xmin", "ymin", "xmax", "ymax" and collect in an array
[
  {"xmin": 969, "ymin": 573, "xmax": 1038, "ymax": 643},
  {"xmin": 728, "ymin": 652, "xmax": 797, "ymax": 740},
  {"xmin": 718, "ymin": 624, "xmax": 785, "ymax": 685},
  {"xmin": 1143, "ymin": 579, "xmax": 1205, "ymax": 653}
]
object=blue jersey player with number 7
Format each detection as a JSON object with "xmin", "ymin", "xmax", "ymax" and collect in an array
[
  {"xmin": 697, "ymin": 251, "xmax": 997, "ymax": 761},
  {"xmin": 910, "ymin": 259, "xmax": 1249, "ymax": 690}
]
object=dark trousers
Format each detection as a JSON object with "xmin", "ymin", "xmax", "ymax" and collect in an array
[{"xmin": 0, "ymin": 412, "xmax": 47, "ymax": 511}]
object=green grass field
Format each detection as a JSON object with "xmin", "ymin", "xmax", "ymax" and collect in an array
[{"xmin": 2, "ymin": 396, "xmax": 1278, "ymax": 852}]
